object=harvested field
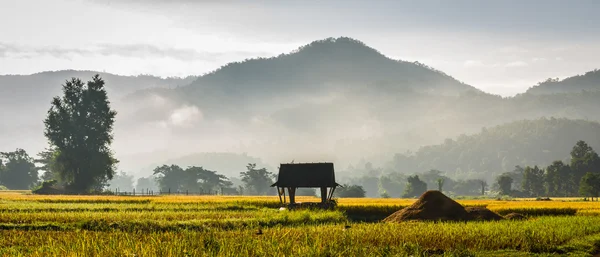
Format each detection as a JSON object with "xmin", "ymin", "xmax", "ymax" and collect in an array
[{"xmin": 1, "ymin": 191, "xmax": 600, "ymax": 256}]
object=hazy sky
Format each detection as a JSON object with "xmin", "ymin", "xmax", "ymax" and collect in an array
[{"xmin": 1, "ymin": 0, "xmax": 599, "ymax": 96}]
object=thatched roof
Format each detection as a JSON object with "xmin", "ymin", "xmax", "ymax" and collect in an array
[{"xmin": 271, "ymin": 163, "xmax": 339, "ymax": 187}]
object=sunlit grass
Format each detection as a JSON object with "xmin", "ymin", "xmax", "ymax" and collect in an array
[
  {"xmin": 2, "ymin": 193, "xmax": 600, "ymax": 255},
  {"xmin": 1, "ymin": 217, "xmax": 600, "ymax": 256}
]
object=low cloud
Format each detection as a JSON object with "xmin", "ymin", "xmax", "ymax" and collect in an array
[
  {"xmin": 167, "ymin": 105, "xmax": 203, "ymax": 127},
  {"xmin": 0, "ymin": 42, "xmax": 270, "ymax": 62}
]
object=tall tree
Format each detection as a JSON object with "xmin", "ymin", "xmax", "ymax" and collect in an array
[
  {"xmin": 44, "ymin": 75, "xmax": 117, "ymax": 192},
  {"xmin": 570, "ymin": 140, "xmax": 600, "ymax": 186},
  {"xmin": 187, "ymin": 167, "xmax": 233, "ymax": 193},
  {"xmin": 0, "ymin": 149, "xmax": 39, "ymax": 189},
  {"xmin": 240, "ymin": 163, "xmax": 274, "ymax": 195},
  {"xmin": 496, "ymin": 174, "xmax": 513, "ymax": 196},
  {"xmin": 153, "ymin": 165, "xmax": 186, "ymax": 192},
  {"xmin": 402, "ymin": 175, "xmax": 427, "ymax": 198},
  {"xmin": 545, "ymin": 160, "xmax": 574, "ymax": 196},
  {"xmin": 579, "ymin": 172, "xmax": 600, "ymax": 201},
  {"xmin": 522, "ymin": 166, "xmax": 545, "ymax": 197}
]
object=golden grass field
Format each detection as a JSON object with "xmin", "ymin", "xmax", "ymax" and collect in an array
[{"xmin": 1, "ymin": 191, "xmax": 600, "ymax": 256}]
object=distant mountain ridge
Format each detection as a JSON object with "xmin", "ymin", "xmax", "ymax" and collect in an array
[
  {"xmin": 525, "ymin": 69, "xmax": 600, "ymax": 95},
  {"xmin": 2, "ymin": 37, "xmax": 600, "ymax": 178},
  {"xmin": 183, "ymin": 37, "xmax": 476, "ymax": 96}
]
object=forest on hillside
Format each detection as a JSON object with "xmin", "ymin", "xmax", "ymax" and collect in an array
[{"xmin": 387, "ymin": 118, "xmax": 600, "ymax": 180}]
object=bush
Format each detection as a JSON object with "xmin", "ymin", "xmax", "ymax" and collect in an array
[{"xmin": 335, "ymin": 184, "xmax": 366, "ymax": 198}]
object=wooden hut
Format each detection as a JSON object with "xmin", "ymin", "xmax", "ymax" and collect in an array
[{"xmin": 271, "ymin": 162, "xmax": 340, "ymax": 205}]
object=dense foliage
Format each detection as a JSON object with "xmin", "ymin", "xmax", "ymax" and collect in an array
[
  {"xmin": 389, "ymin": 118, "xmax": 600, "ymax": 181},
  {"xmin": 494, "ymin": 140, "xmax": 600, "ymax": 198},
  {"xmin": 0, "ymin": 149, "xmax": 38, "ymax": 189},
  {"xmin": 334, "ymin": 184, "xmax": 366, "ymax": 198},
  {"xmin": 153, "ymin": 165, "xmax": 232, "ymax": 193},
  {"xmin": 240, "ymin": 163, "xmax": 275, "ymax": 195},
  {"xmin": 44, "ymin": 75, "xmax": 117, "ymax": 193},
  {"xmin": 402, "ymin": 175, "xmax": 427, "ymax": 198}
]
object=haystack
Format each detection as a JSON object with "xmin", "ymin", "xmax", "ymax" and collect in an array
[
  {"xmin": 384, "ymin": 190, "xmax": 471, "ymax": 222},
  {"xmin": 465, "ymin": 207, "xmax": 504, "ymax": 221}
]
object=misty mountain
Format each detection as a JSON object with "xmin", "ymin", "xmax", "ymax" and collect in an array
[
  {"xmin": 3, "ymin": 37, "xmax": 600, "ymax": 178},
  {"xmin": 525, "ymin": 69, "xmax": 600, "ymax": 95},
  {"xmin": 387, "ymin": 118, "xmax": 600, "ymax": 181},
  {"xmin": 0, "ymin": 70, "xmax": 196, "ymax": 107},
  {"xmin": 183, "ymin": 37, "xmax": 476, "ymax": 98}
]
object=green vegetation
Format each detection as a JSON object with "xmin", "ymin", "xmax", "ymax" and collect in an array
[
  {"xmin": 334, "ymin": 184, "xmax": 366, "ymax": 198},
  {"xmin": 493, "ymin": 140, "xmax": 600, "ymax": 198},
  {"xmin": 153, "ymin": 164, "xmax": 233, "ymax": 193},
  {"xmin": 0, "ymin": 149, "xmax": 38, "ymax": 189},
  {"xmin": 1, "ymin": 194, "xmax": 600, "ymax": 256},
  {"xmin": 389, "ymin": 118, "xmax": 600, "ymax": 180},
  {"xmin": 402, "ymin": 175, "xmax": 427, "ymax": 198},
  {"xmin": 43, "ymin": 75, "xmax": 117, "ymax": 193},
  {"xmin": 239, "ymin": 163, "xmax": 275, "ymax": 195}
]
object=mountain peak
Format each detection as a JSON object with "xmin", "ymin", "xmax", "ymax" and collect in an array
[
  {"xmin": 284, "ymin": 37, "xmax": 386, "ymax": 61},
  {"xmin": 190, "ymin": 36, "xmax": 476, "ymax": 96}
]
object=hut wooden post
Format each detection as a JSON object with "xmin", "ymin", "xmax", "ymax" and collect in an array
[
  {"xmin": 328, "ymin": 186, "xmax": 337, "ymax": 202},
  {"xmin": 283, "ymin": 187, "xmax": 287, "ymax": 203},
  {"xmin": 320, "ymin": 187, "xmax": 327, "ymax": 203},
  {"xmin": 277, "ymin": 187, "xmax": 283, "ymax": 204},
  {"xmin": 288, "ymin": 187, "xmax": 296, "ymax": 204}
]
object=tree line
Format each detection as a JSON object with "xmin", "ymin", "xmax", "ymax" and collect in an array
[
  {"xmin": 495, "ymin": 140, "xmax": 600, "ymax": 199},
  {"xmin": 342, "ymin": 140, "xmax": 600, "ymax": 199},
  {"xmin": 388, "ymin": 118, "xmax": 600, "ymax": 182}
]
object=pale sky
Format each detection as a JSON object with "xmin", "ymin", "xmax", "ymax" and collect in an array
[{"xmin": 1, "ymin": 0, "xmax": 599, "ymax": 96}]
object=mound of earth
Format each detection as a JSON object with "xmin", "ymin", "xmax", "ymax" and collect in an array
[
  {"xmin": 384, "ymin": 190, "xmax": 472, "ymax": 222},
  {"xmin": 465, "ymin": 207, "xmax": 504, "ymax": 221},
  {"xmin": 504, "ymin": 213, "xmax": 527, "ymax": 220}
]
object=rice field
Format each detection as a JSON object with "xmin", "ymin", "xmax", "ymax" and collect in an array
[{"xmin": 1, "ymin": 191, "xmax": 600, "ymax": 256}]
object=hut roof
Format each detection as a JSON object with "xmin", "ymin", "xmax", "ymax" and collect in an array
[{"xmin": 271, "ymin": 163, "xmax": 339, "ymax": 187}]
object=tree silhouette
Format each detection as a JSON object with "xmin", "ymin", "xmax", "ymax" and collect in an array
[
  {"xmin": 496, "ymin": 174, "xmax": 513, "ymax": 196},
  {"xmin": 240, "ymin": 163, "xmax": 274, "ymax": 195},
  {"xmin": 402, "ymin": 175, "xmax": 427, "ymax": 198},
  {"xmin": 44, "ymin": 75, "xmax": 117, "ymax": 192},
  {"xmin": 0, "ymin": 149, "xmax": 38, "ymax": 189}
]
